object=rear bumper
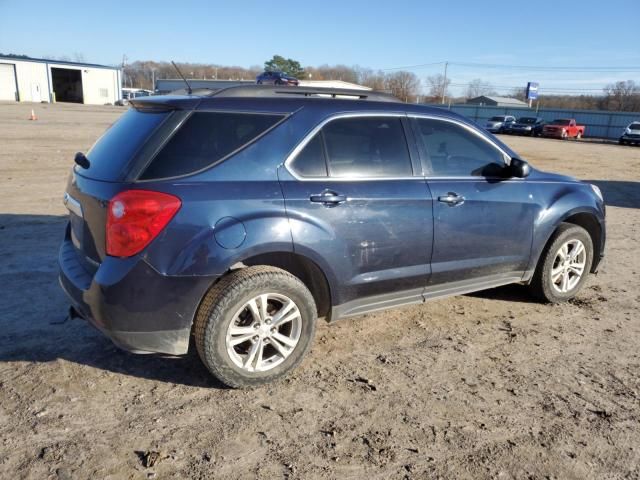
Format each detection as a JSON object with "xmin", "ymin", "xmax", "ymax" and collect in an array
[
  {"xmin": 620, "ymin": 135, "xmax": 640, "ymax": 143},
  {"xmin": 58, "ymin": 226, "xmax": 214, "ymax": 355}
]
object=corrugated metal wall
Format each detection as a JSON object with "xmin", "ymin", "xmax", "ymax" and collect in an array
[{"xmin": 432, "ymin": 104, "xmax": 640, "ymax": 140}]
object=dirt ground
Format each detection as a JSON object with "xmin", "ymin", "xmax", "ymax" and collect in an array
[{"xmin": 1, "ymin": 101, "xmax": 639, "ymax": 480}]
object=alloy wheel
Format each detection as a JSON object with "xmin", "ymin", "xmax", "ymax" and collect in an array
[
  {"xmin": 225, "ymin": 293, "xmax": 302, "ymax": 372},
  {"xmin": 550, "ymin": 239, "xmax": 587, "ymax": 293}
]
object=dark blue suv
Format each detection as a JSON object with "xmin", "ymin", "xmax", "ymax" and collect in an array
[{"xmin": 59, "ymin": 85, "xmax": 605, "ymax": 388}]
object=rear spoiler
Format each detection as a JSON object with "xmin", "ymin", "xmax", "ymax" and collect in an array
[{"xmin": 128, "ymin": 95, "xmax": 200, "ymax": 112}]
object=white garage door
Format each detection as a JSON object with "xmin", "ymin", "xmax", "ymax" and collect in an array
[{"xmin": 0, "ymin": 63, "xmax": 17, "ymax": 101}]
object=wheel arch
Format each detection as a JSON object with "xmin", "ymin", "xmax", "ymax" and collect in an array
[
  {"xmin": 562, "ymin": 212, "xmax": 602, "ymax": 271},
  {"xmin": 237, "ymin": 251, "xmax": 332, "ymax": 319},
  {"xmin": 193, "ymin": 250, "xmax": 333, "ymax": 322},
  {"xmin": 528, "ymin": 207, "xmax": 604, "ymax": 280}
]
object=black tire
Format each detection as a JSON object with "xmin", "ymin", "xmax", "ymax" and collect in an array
[
  {"xmin": 529, "ymin": 223, "xmax": 594, "ymax": 303},
  {"xmin": 194, "ymin": 266, "xmax": 317, "ymax": 388}
]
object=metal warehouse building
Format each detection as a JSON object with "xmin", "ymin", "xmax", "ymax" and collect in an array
[
  {"xmin": 0, "ymin": 55, "xmax": 122, "ymax": 105},
  {"xmin": 466, "ymin": 96, "xmax": 528, "ymax": 107}
]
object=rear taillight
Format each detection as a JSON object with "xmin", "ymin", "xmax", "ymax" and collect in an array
[{"xmin": 106, "ymin": 189, "xmax": 181, "ymax": 257}]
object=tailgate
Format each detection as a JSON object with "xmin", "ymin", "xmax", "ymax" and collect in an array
[{"xmin": 64, "ymin": 171, "xmax": 131, "ymax": 264}]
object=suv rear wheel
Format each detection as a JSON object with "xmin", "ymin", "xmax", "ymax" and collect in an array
[
  {"xmin": 530, "ymin": 223, "xmax": 593, "ymax": 302},
  {"xmin": 194, "ymin": 266, "xmax": 317, "ymax": 388}
]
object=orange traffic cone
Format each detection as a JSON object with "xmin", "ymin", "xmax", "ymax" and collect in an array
[{"xmin": 29, "ymin": 109, "xmax": 38, "ymax": 121}]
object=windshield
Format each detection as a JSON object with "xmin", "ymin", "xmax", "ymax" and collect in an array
[
  {"xmin": 518, "ymin": 117, "xmax": 536, "ymax": 124},
  {"xmin": 551, "ymin": 119, "xmax": 571, "ymax": 125},
  {"xmin": 82, "ymin": 108, "xmax": 169, "ymax": 181},
  {"xmin": 629, "ymin": 123, "xmax": 640, "ymax": 131},
  {"xmin": 489, "ymin": 116, "xmax": 505, "ymax": 121}
]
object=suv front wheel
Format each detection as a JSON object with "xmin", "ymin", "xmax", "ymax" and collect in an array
[
  {"xmin": 194, "ymin": 266, "xmax": 317, "ymax": 388},
  {"xmin": 530, "ymin": 223, "xmax": 593, "ymax": 302}
]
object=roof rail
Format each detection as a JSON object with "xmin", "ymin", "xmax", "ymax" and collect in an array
[{"xmin": 208, "ymin": 84, "xmax": 400, "ymax": 102}]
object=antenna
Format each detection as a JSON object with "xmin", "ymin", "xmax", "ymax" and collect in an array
[{"xmin": 171, "ymin": 61, "xmax": 192, "ymax": 94}]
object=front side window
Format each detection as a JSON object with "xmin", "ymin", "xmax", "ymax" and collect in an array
[
  {"xmin": 141, "ymin": 112, "xmax": 283, "ymax": 179},
  {"xmin": 321, "ymin": 116, "xmax": 412, "ymax": 178},
  {"xmin": 413, "ymin": 118, "xmax": 506, "ymax": 177}
]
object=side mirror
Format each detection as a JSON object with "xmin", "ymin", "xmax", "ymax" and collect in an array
[{"xmin": 509, "ymin": 157, "xmax": 530, "ymax": 178}]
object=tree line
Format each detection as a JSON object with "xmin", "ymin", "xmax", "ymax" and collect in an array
[{"xmin": 81, "ymin": 54, "xmax": 640, "ymax": 112}]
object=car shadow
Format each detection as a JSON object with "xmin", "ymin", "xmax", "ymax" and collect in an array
[
  {"xmin": 0, "ymin": 213, "xmax": 228, "ymax": 389},
  {"xmin": 585, "ymin": 180, "xmax": 640, "ymax": 209},
  {"xmin": 465, "ymin": 283, "xmax": 537, "ymax": 304}
]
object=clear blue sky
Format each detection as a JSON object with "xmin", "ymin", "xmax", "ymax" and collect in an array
[{"xmin": 1, "ymin": 0, "xmax": 638, "ymax": 95}]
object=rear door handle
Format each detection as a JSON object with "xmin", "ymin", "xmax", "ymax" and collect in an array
[
  {"xmin": 438, "ymin": 192, "xmax": 465, "ymax": 206},
  {"xmin": 310, "ymin": 190, "xmax": 347, "ymax": 205}
]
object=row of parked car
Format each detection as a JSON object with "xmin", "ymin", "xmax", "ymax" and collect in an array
[
  {"xmin": 485, "ymin": 116, "xmax": 586, "ymax": 139},
  {"xmin": 486, "ymin": 115, "xmax": 640, "ymax": 145}
]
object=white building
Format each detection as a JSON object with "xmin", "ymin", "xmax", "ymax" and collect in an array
[
  {"xmin": 297, "ymin": 80, "xmax": 371, "ymax": 91},
  {"xmin": 0, "ymin": 55, "xmax": 122, "ymax": 105}
]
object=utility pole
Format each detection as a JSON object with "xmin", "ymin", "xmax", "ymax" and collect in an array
[
  {"xmin": 441, "ymin": 61, "xmax": 448, "ymax": 104},
  {"xmin": 121, "ymin": 54, "xmax": 128, "ymax": 88}
]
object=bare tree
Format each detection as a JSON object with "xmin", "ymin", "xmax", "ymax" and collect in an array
[
  {"xmin": 509, "ymin": 87, "xmax": 527, "ymax": 101},
  {"xmin": 602, "ymin": 80, "xmax": 640, "ymax": 111},
  {"xmin": 465, "ymin": 78, "xmax": 494, "ymax": 99},
  {"xmin": 355, "ymin": 67, "xmax": 387, "ymax": 91},
  {"xmin": 306, "ymin": 64, "xmax": 359, "ymax": 83},
  {"xmin": 385, "ymin": 71, "xmax": 420, "ymax": 103},
  {"xmin": 425, "ymin": 74, "xmax": 451, "ymax": 101}
]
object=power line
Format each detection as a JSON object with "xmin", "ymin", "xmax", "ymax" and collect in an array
[
  {"xmin": 451, "ymin": 61, "xmax": 640, "ymax": 72},
  {"xmin": 448, "ymin": 82, "xmax": 606, "ymax": 92},
  {"xmin": 381, "ymin": 60, "xmax": 640, "ymax": 73},
  {"xmin": 381, "ymin": 61, "xmax": 445, "ymax": 71}
]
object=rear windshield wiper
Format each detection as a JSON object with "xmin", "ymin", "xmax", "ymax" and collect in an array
[{"xmin": 74, "ymin": 152, "xmax": 90, "ymax": 169}]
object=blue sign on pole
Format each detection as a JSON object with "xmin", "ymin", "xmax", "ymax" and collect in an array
[{"xmin": 526, "ymin": 82, "xmax": 539, "ymax": 100}]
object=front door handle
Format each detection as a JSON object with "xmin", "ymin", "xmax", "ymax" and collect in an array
[
  {"xmin": 310, "ymin": 190, "xmax": 347, "ymax": 205},
  {"xmin": 438, "ymin": 192, "xmax": 465, "ymax": 206}
]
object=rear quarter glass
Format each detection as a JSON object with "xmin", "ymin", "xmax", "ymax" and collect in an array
[
  {"xmin": 81, "ymin": 109, "xmax": 170, "ymax": 181},
  {"xmin": 139, "ymin": 112, "xmax": 284, "ymax": 180}
]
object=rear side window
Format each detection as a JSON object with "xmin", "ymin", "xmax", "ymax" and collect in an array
[
  {"xmin": 289, "ymin": 134, "xmax": 327, "ymax": 177},
  {"xmin": 414, "ymin": 118, "xmax": 506, "ymax": 177},
  {"xmin": 322, "ymin": 117, "xmax": 412, "ymax": 178},
  {"xmin": 84, "ymin": 109, "xmax": 169, "ymax": 181},
  {"xmin": 141, "ymin": 112, "xmax": 283, "ymax": 179}
]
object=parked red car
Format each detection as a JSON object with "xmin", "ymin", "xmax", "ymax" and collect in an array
[{"xmin": 542, "ymin": 119, "xmax": 585, "ymax": 139}]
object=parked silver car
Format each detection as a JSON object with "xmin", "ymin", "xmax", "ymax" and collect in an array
[
  {"xmin": 619, "ymin": 122, "xmax": 640, "ymax": 145},
  {"xmin": 485, "ymin": 115, "xmax": 516, "ymax": 133}
]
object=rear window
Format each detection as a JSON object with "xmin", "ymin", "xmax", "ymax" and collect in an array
[
  {"xmin": 629, "ymin": 123, "xmax": 640, "ymax": 131},
  {"xmin": 83, "ymin": 109, "xmax": 169, "ymax": 180},
  {"xmin": 140, "ymin": 112, "xmax": 283, "ymax": 179}
]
